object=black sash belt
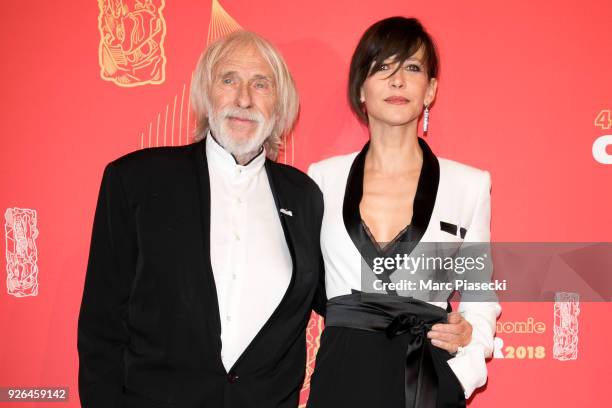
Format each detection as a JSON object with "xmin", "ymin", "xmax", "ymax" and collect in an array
[{"xmin": 325, "ymin": 293, "xmax": 466, "ymax": 408}]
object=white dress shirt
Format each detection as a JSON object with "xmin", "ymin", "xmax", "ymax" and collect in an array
[{"xmin": 206, "ymin": 135, "xmax": 292, "ymax": 372}]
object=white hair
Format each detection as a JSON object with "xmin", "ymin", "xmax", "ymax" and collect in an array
[{"xmin": 190, "ymin": 31, "xmax": 299, "ymax": 160}]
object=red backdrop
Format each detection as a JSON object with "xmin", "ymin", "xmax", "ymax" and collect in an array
[{"xmin": 1, "ymin": 0, "xmax": 611, "ymax": 406}]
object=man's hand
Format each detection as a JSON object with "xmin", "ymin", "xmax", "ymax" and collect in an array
[{"xmin": 427, "ymin": 312, "xmax": 472, "ymax": 354}]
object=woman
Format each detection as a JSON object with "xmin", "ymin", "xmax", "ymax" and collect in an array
[{"xmin": 306, "ymin": 17, "xmax": 501, "ymax": 407}]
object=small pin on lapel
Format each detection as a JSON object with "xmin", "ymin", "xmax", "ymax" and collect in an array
[{"xmin": 280, "ymin": 208, "xmax": 293, "ymax": 217}]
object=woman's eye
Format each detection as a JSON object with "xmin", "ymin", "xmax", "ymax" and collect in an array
[
  {"xmin": 406, "ymin": 64, "xmax": 421, "ymax": 72},
  {"xmin": 222, "ymin": 78, "xmax": 233, "ymax": 85},
  {"xmin": 378, "ymin": 64, "xmax": 389, "ymax": 71}
]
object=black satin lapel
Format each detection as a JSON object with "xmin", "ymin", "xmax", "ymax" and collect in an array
[
  {"xmin": 264, "ymin": 160, "xmax": 297, "ymax": 286},
  {"xmin": 411, "ymin": 137, "xmax": 440, "ymax": 244},
  {"xmin": 342, "ymin": 143, "xmax": 397, "ymax": 294},
  {"xmin": 343, "ymin": 139, "xmax": 439, "ymax": 294},
  {"xmin": 385, "ymin": 137, "xmax": 439, "ymax": 280},
  {"xmin": 194, "ymin": 140, "xmax": 222, "ymax": 343},
  {"xmin": 342, "ymin": 143, "xmax": 368, "ymax": 246}
]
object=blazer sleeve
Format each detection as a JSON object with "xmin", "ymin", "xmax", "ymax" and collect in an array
[
  {"xmin": 446, "ymin": 170, "xmax": 502, "ymax": 399},
  {"xmin": 77, "ymin": 162, "xmax": 137, "ymax": 407},
  {"xmin": 307, "ymin": 163, "xmax": 327, "ymax": 317}
]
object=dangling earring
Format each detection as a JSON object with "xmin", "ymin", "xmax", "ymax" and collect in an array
[{"xmin": 423, "ymin": 104, "xmax": 430, "ymax": 133}]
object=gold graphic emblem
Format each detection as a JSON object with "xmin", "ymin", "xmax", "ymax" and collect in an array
[
  {"xmin": 98, "ymin": 0, "xmax": 167, "ymax": 87},
  {"xmin": 299, "ymin": 312, "xmax": 324, "ymax": 407},
  {"xmin": 208, "ymin": 0, "xmax": 242, "ymax": 44}
]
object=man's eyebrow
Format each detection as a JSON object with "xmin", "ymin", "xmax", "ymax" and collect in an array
[
  {"xmin": 217, "ymin": 71, "xmax": 272, "ymax": 82},
  {"xmin": 219, "ymin": 70, "xmax": 237, "ymax": 77},
  {"xmin": 251, "ymin": 74, "xmax": 272, "ymax": 81}
]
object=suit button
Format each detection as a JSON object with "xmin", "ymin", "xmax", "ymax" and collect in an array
[{"xmin": 227, "ymin": 372, "xmax": 239, "ymax": 383}]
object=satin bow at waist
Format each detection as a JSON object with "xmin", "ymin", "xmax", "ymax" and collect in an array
[{"xmin": 325, "ymin": 293, "xmax": 465, "ymax": 408}]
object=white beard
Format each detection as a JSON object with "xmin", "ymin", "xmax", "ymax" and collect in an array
[{"xmin": 208, "ymin": 106, "xmax": 275, "ymax": 162}]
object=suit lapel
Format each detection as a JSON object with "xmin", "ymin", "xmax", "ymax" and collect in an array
[
  {"xmin": 342, "ymin": 137, "xmax": 440, "ymax": 292},
  {"xmin": 342, "ymin": 142, "xmax": 391, "ymax": 281},
  {"xmin": 264, "ymin": 161, "xmax": 297, "ymax": 277},
  {"xmin": 411, "ymin": 137, "xmax": 440, "ymax": 243},
  {"xmin": 193, "ymin": 140, "xmax": 223, "ymax": 346}
]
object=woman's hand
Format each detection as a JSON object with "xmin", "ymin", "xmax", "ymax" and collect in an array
[{"xmin": 427, "ymin": 312, "xmax": 472, "ymax": 354}]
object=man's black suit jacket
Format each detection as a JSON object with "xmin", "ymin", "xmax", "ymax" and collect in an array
[{"xmin": 78, "ymin": 139, "xmax": 326, "ymax": 408}]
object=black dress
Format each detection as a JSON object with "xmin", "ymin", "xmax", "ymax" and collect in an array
[
  {"xmin": 306, "ymin": 140, "xmax": 466, "ymax": 408},
  {"xmin": 306, "ymin": 293, "xmax": 465, "ymax": 408}
]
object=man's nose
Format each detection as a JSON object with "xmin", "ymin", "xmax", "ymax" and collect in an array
[{"xmin": 236, "ymin": 82, "xmax": 252, "ymax": 108}]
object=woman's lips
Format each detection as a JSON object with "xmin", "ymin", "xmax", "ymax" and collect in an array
[{"xmin": 384, "ymin": 96, "xmax": 409, "ymax": 104}]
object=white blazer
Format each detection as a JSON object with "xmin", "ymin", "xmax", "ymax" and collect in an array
[{"xmin": 308, "ymin": 137, "xmax": 501, "ymax": 400}]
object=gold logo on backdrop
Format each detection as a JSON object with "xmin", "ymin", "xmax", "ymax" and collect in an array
[
  {"xmin": 98, "ymin": 0, "xmax": 167, "ymax": 87},
  {"xmin": 299, "ymin": 313, "xmax": 324, "ymax": 408},
  {"xmin": 208, "ymin": 0, "xmax": 242, "ymax": 44}
]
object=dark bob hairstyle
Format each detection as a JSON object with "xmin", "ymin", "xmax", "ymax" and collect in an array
[{"xmin": 348, "ymin": 17, "xmax": 440, "ymax": 124}]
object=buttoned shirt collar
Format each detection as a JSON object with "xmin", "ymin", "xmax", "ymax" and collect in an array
[{"xmin": 205, "ymin": 131, "xmax": 266, "ymax": 180}]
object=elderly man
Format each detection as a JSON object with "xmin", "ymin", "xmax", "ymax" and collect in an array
[
  {"xmin": 78, "ymin": 31, "xmax": 471, "ymax": 408},
  {"xmin": 78, "ymin": 31, "xmax": 325, "ymax": 407}
]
